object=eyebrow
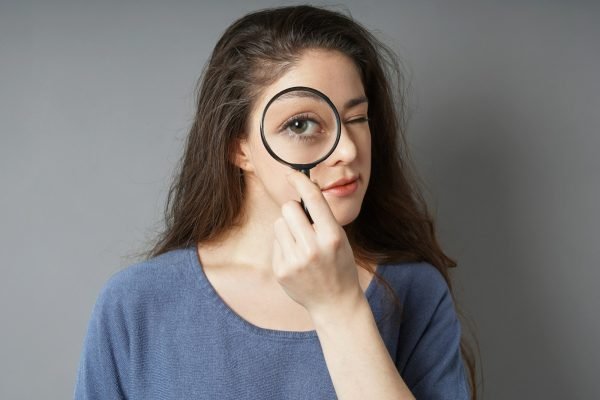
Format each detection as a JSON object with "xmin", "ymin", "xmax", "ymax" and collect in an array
[
  {"xmin": 344, "ymin": 95, "xmax": 368, "ymax": 110},
  {"xmin": 274, "ymin": 91, "xmax": 324, "ymax": 103}
]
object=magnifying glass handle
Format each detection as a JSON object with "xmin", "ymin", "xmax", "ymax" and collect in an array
[{"xmin": 299, "ymin": 168, "xmax": 314, "ymax": 224}]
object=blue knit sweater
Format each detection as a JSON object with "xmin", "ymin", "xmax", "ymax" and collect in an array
[{"xmin": 74, "ymin": 246, "xmax": 470, "ymax": 399}]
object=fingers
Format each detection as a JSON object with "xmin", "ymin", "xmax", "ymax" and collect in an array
[
  {"xmin": 284, "ymin": 169, "xmax": 338, "ymax": 236},
  {"xmin": 281, "ymin": 200, "xmax": 318, "ymax": 255},
  {"xmin": 273, "ymin": 217, "xmax": 297, "ymax": 259}
]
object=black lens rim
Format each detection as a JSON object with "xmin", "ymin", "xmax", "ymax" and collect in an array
[{"xmin": 259, "ymin": 86, "xmax": 342, "ymax": 170}]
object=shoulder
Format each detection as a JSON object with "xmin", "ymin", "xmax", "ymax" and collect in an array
[
  {"xmin": 93, "ymin": 247, "xmax": 194, "ymax": 315},
  {"xmin": 76, "ymin": 248, "xmax": 197, "ymax": 397},
  {"xmin": 377, "ymin": 261, "xmax": 455, "ymax": 323},
  {"xmin": 379, "ymin": 261, "xmax": 450, "ymax": 300},
  {"xmin": 101, "ymin": 247, "xmax": 191, "ymax": 295}
]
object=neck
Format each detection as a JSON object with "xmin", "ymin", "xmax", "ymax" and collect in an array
[{"xmin": 198, "ymin": 177, "xmax": 282, "ymax": 278}]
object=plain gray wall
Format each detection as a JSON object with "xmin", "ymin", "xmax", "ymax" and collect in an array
[{"xmin": 1, "ymin": 1, "xmax": 598, "ymax": 398}]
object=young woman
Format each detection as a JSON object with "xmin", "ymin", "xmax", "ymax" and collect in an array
[{"xmin": 75, "ymin": 5, "xmax": 478, "ymax": 400}]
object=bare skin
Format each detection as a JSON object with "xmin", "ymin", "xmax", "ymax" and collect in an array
[{"xmin": 198, "ymin": 243, "xmax": 376, "ymax": 331}]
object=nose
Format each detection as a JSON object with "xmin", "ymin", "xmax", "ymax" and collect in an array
[{"xmin": 328, "ymin": 123, "xmax": 358, "ymax": 165}]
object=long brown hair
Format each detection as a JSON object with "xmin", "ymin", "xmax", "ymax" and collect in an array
[{"xmin": 143, "ymin": 5, "xmax": 480, "ymax": 398}]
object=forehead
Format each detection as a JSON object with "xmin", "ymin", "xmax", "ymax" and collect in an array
[{"xmin": 256, "ymin": 49, "xmax": 366, "ymax": 114}]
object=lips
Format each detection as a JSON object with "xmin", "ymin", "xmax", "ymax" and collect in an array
[{"xmin": 321, "ymin": 175, "xmax": 359, "ymax": 190}]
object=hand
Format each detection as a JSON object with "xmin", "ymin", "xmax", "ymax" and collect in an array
[{"xmin": 271, "ymin": 169, "xmax": 363, "ymax": 318}]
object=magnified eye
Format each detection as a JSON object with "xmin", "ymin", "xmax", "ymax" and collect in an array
[
  {"xmin": 261, "ymin": 87, "xmax": 341, "ymax": 168},
  {"xmin": 287, "ymin": 118, "xmax": 317, "ymax": 135},
  {"xmin": 281, "ymin": 114, "xmax": 323, "ymax": 142}
]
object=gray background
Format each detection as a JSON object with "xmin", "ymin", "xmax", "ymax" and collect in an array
[{"xmin": 1, "ymin": 1, "xmax": 598, "ymax": 399}]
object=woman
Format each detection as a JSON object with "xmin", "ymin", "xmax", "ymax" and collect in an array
[{"xmin": 75, "ymin": 5, "xmax": 478, "ymax": 399}]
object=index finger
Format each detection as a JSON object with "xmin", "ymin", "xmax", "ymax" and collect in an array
[{"xmin": 285, "ymin": 169, "xmax": 339, "ymax": 235}]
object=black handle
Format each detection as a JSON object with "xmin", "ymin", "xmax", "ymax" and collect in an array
[{"xmin": 299, "ymin": 168, "xmax": 313, "ymax": 224}]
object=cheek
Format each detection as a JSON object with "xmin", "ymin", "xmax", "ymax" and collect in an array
[{"xmin": 249, "ymin": 140, "xmax": 300, "ymax": 204}]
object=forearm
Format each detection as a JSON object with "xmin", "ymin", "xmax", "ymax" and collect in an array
[{"xmin": 311, "ymin": 293, "xmax": 415, "ymax": 400}]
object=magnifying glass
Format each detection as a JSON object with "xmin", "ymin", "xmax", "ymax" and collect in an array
[{"xmin": 260, "ymin": 86, "xmax": 342, "ymax": 224}]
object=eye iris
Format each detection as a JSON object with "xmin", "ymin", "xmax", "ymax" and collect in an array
[{"xmin": 290, "ymin": 119, "xmax": 307, "ymax": 134}]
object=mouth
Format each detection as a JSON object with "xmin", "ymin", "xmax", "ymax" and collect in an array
[
  {"xmin": 321, "ymin": 176, "xmax": 358, "ymax": 190},
  {"xmin": 321, "ymin": 176, "xmax": 359, "ymax": 197}
]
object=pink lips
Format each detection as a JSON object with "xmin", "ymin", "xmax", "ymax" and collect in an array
[{"xmin": 321, "ymin": 176, "xmax": 359, "ymax": 197}]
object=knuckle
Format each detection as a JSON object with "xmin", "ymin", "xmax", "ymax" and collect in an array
[
  {"xmin": 281, "ymin": 201, "xmax": 297, "ymax": 216},
  {"xmin": 304, "ymin": 246, "xmax": 320, "ymax": 263},
  {"xmin": 304, "ymin": 191, "xmax": 321, "ymax": 203},
  {"xmin": 273, "ymin": 267, "xmax": 288, "ymax": 282},
  {"xmin": 325, "ymin": 234, "xmax": 342, "ymax": 250},
  {"xmin": 277, "ymin": 263, "xmax": 299, "ymax": 281}
]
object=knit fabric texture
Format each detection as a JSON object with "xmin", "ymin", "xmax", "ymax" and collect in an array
[{"xmin": 74, "ymin": 246, "xmax": 470, "ymax": 399}]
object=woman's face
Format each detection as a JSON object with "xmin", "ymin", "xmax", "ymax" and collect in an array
[{"xmin": 238, "ymin": 49, "xmax": 371, "ymax": 226}]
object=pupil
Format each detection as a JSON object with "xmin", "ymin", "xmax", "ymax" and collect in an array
[{"xmin": 291, "ymin": 120, "xmax": 306, "ymax": 133}]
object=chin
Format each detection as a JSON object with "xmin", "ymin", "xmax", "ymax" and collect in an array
[
  {"xmin": 323, "ymin": 190, "xmax": 365, "ymax": 224},
  {"xmin": 331, "ymin": 206, "xmax": 362, "ymax": 227}
]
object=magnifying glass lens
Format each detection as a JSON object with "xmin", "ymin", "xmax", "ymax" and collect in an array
[{"xmin": 262, "ymin": 89, "xmax": 339, "ymax": 165}]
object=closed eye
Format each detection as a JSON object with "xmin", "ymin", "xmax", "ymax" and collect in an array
[{"xmin": 345, "ymin": 116, "xmax": 369, "ymax": 124}]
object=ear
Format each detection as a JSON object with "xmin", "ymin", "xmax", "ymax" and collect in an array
[{"xmin": 230, "ymin": 137, "xmax": 255, "ymax": 173}]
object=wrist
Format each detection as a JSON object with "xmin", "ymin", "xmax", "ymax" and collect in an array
[{"xmin": 310, "ymin": 289, "xmax": 372, "ymax": 332}]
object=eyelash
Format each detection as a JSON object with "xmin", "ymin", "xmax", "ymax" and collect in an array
[
  {"xmin": 281, "ymin": 113, "xmax": 316, "ymax": 131},
  {"xmin": 345, "ymin": 116, "xmax": 369, "ymax": 124}
]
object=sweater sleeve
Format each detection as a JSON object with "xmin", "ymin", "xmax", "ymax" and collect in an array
[
  {"xmin": 398, "ymin": 265, "xmax": 471, "ymax": 400},
  {"xmin": 73, "ymin": 273, "xmax": 131, "ymax": 399}
]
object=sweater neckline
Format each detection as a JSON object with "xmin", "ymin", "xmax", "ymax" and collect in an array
[{"xmin": 186, "ymin": 245, "xmax": 382, "ymax": 340}]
